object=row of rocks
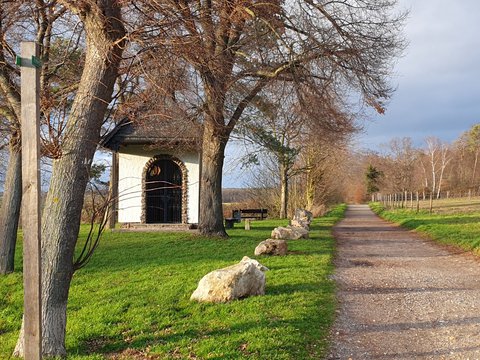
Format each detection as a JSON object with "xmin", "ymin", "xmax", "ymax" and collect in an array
[
  {"xmin": 190, "ymin": 209, "xmax": 314, "ymax": 303},
  {"xmin": 254, "ymin": 209, "xmax": 313, "ymax": 256}
]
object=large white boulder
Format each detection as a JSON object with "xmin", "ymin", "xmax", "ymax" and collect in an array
[
  {"xmin": 190, "ymin": 256, "xmax": 269, "ymax": 303},
  {"xmin": 254, "ymin": 239, "xmax": 288, "ymax": 256},
  {"xmin": 271, "ymin": 226, "xmax": 309, "ymax": 240}
]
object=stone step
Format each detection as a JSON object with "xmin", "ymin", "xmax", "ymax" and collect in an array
[{"xmin": 117, "ymin": 223, "xmax": 197, "ymax": 232}]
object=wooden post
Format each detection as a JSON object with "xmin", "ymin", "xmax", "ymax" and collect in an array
[
  {"xmin": 244, "ymin": 219, "xmax": 251, "ymax": 230},
  {"xmin": 429, "ymin": 191, "xmax": 433, "ymax": 214},
  {"xmin": 20, "ymin": 42, "xmax": 42, "ymax": 359},
  {"xmin": 416, "ymin": 191, "xmax": 420, "ymax": 213},
  {"xmin": 107, "ymin": 151, "xmax": 119, "ymax": 229}
]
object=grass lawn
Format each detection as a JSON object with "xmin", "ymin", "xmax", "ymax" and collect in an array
[
  {"xmin": 0, "ymin": 205, "xmax": 345, "ymax": 359},
  {"xmin": 399, "ymin": 196, "xmax": 480, "ymax": 214},
  {"xmin": 370, "ymin": 202, "xmax": 480, "ymax": 254}
]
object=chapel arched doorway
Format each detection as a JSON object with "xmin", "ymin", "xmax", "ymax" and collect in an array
[{"xmin": 145, "ymin": 158, "xmax": 183, "ymax": 223}]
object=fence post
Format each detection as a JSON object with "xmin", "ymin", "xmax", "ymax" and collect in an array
[
  {"xmin": 429, "ymin": 192, "xmax": 433, "ymax": 214},
  {"xmin": 416, "ymin": 191, "xmax": 420, "ymax": 213}
]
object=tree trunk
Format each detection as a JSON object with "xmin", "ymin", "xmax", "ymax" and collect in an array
[
  {"xmin": 14, "ymin": 3, "xmax": 125, "ymax": 357},
  {"xmin": 305, "ymin": 157, "xmax": 315, "ymax": 211},
  {"xmin": 279, "ymin": 163, "xmax": 288, "ymax": 219},
  {"xmin": 198, "ymin": 120, "xmax": 228, "ymax": 237},
  {"xmin": 472, "ymin": 150, "xmax": 479, "ymax": 186},
  {"xmin": 437, "ymin": 168, "xmax": 445, "ymax": 199},
  {"xmin": 0, "ymin": 142, "xmax": 22, "ymax": 274}
]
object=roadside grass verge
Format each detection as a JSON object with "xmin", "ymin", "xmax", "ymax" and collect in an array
[
  {"xmin": 0, "ymin": 205, "xmax": 345, "ymax": 359},
  {"xmin": 370, "ymin": 202, "xmax": 480, "ymax": 254}
]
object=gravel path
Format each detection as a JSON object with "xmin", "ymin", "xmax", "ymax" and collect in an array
[{"xmin": 328, "ymin": 204, "xmax": 480, "ymax": 360}]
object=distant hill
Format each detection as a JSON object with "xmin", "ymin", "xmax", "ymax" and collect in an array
[{"xmin": 222, "ymin": 188, "xmax": 251, "ymax": 203}]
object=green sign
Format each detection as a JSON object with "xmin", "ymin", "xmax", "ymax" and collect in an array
[
  {"xmin": 15, "ymin": 55, "xmax": 42, "ymax": 68},
  {"xmin": 31, "ymin": 56, "xmax": 41, "ymax": 68}
]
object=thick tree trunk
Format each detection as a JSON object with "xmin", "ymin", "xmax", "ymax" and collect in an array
[
  {"xmin": 0, "ymin": 143, "xmax": 22, "ymax": 274},
  {"xmin": 198, "ymin": 121, "xmax": 228, "ymax": 237},
  {"xmin": 279, "ymin": 163, "xmax": 288, "ymax": 219},
  {"xmin": 14, "ymin": 3, "xmax": 125, "ymax": 357}
]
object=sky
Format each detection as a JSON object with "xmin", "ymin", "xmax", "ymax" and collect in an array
[
  {"xmin": 357, "ymin": 0, "xmax": 480, "ymax": 150},
  {"xmin": 224, "ymin": 0, "xmax": 480, "ymax": 186}
]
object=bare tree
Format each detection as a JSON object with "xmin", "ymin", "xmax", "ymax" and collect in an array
[
  {"xmin": 13, "ymin": 0, "xmax": 126, "ymax": 356},
  {"xmin": 237, "ymin": 87, "xmax": 306, "ymax": 218},
  {"xmin": 0, "ymin": 1, "xmax": 84, "ymax": 274},
  {"xmin": 302, "ymin": 135, "xmax": 350, "ymax": 209},
  {"xmin": 300, "ymin": 94, "xmax": 356, "ymax": 208},
  {"xmin": 130, "ymin": 0, "xmax": 406, "ymax": 236},
  {"xmin": 0, "ymin": 2, "xmax": 23, "ymax": 275},
  {"xmin": 386, "ymin": 137, "xmax": 416, "ymax": 192},
  {"xmin": 422, "ymin": 137, "xmax": 451, "ymax": 200},
  {"xmin": 0, "ymin": 1, "xmax": 68, "ymax": 274},
  {"xmin": 436, "ymin": 141, "xmax": 452, "ymax": 198},
  {"xmin": 456, "ymin": 124, "xmax": 480, "ymax": 188}
]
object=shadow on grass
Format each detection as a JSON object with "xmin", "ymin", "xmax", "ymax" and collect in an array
[
  {"xmin": 70, "ymin": 215, "xmax": 341, "ymax": 358},
  {"xmin": 79, "ymin": 221, "xmax": 334, "ymax": 275},
  {"xmin": 267, "ymin": 282, "xmax": 327, "ymax": 295},
  {"xmin": 76, "ymin": 302, "xmax": 330, "ymax": 359}
]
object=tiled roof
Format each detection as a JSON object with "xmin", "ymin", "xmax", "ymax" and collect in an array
[{"xmin": 101, "ymin": 117, "xmax": 202, "ymax": 152}]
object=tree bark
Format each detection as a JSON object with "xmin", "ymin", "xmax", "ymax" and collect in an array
[
  {"xmin": 279, "ymin": 163, "xmax": 288, "ymax": 219},
  {"xmin": 0, "ymin": 142, "xmax": 22, "ymax": 274},
  {"xmin": 14, "ymin": 2, "xmax": 125, "ymax": 356},
  {"xmin": 198, "ymin": 120, "xmax": 228, "ymax": 237}
]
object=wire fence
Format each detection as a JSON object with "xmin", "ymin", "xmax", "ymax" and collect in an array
[{"xmin": 372, "ymin": 190, "xmax": 480, "ymax": 214}]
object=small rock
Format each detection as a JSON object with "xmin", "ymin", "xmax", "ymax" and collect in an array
[
  {"xmin": 271, "ymin": 226, "xmax": 309, "ymax": 240},
  {"xmin": 254, "ymin": 239, "xmax": 288, "ymax": 256},
  {"xmin": 291, "ymin": 219, "xmax": 310, "ymax": 230}
]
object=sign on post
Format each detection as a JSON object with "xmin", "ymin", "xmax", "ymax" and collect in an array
[{"xmin": 20, "ymin": 41, "xmax": 42, "ymax": 359}]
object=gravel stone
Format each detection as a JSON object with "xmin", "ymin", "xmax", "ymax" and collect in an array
[{"xmin": 328, "ymin": 205, "xmax": 480, "ymax": 360}]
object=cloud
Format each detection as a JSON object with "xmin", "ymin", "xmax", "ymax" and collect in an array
[{"xmin": 362, "ymin": 0, "xmax": 480, "ymax": 150}]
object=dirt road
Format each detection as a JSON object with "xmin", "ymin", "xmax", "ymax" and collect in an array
[{"xmin": 328, "ymin": 205, "xmax": 480, "ymax": 360}]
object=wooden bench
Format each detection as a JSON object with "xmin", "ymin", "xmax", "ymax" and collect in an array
[{"xmin": 225, "ymin": 209, "xmax": 268, "ymax": 228}]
